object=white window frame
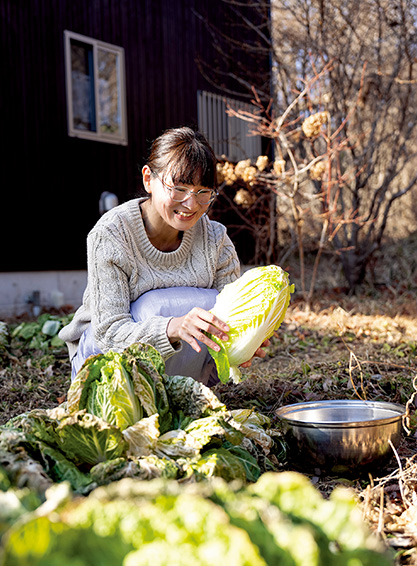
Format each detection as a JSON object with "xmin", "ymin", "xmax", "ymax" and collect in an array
[{"xmin": 64, "ymin": 30, "xmax": 128, "ymax": 145}]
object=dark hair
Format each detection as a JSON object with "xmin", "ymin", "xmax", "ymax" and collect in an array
[{"xmin": 146, "ymin": 127, "xmax": 218, "ymax": 189}]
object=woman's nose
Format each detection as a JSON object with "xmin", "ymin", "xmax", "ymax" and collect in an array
[{"xmin": 181, "ymin": 191, "xmax": 199, "ymax": 206}]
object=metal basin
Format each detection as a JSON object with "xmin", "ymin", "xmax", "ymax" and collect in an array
[{"xmin": 276, "ymin": 400, "xmax": 406, "ymax": 475}]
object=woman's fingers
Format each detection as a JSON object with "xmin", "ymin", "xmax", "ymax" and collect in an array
[
  {"xmin": 188, "ymin": 308, "xmax": 229, "ymax": 352},
  {"xmin": 255, "ymin": 347, "xmax": 266, "ymax": 358},
  {"xmin": 239, "ymin": 339, "xmax": 271, "ymax": 368},
  {"xmin": 196, "ymin": 308, "xmax": 229, "ymax": 337},
  {"xmin": 167, "ymin": 308, "xmax": 229, "ymax": 353},
  {"xmin": 169, "ymin": 308, "xmax": 276, "ymax": 362}
]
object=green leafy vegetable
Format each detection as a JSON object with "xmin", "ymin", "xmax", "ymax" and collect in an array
[
  {"xmin": 221, "ymin": 443, "xmax": 261, "ymax": 482},
  {"xmin": 67, "ymin": 351, "xmax": 143, "ymax": 430},
  {"xmin": 163, "ymin": 373, "xmax": 227, "ymax": 420},
  {"xmin": 10, "ymin": 314, "xmax": 73, "ymax": 351},
  {"xmin": 68, "ymin": 344, "xmax": 171, "ymax": 433},
  {"xmin": 184, "ymin": 414, "xmax": 243, "ymax": 449},
  {"xmin": 90, "ymin": 455, "xmax": 179, "ymax": 484},
  {"xmin": 0, "ymin": 342, "xmax": 277, "ymax": 492},
  {"xmin": 123, "ymin": 414, "xmax": 204, "ymax": 460},
  {"xmin": 41, "ymin": 319, "xmax": 61, "ymax": 337},
  {"xmin": 0, "ymin": 321, "xmax": 9, "ymax": 349},
  {"xmin": 56, "ymin": 411, "xmax": 128, "ymax": 466},
  {"xmin": 187, "ymin": 447, "xmax": 249, "ymax": 482},
  {"xmin": 0, "ymin": 487, "xmax": 42, "ymax": 539},
  {"xmin": 0, "ymin": 474, "xmax": 393, "ymax": 566},
  {"xmin": 207, "ymin": 265, "xmax": 294, "ymax": 383},
  {"xmin": 38, "ymin": 443, "xmax": 95, "ymax": 492},
  {"xmin": 122, "ymin": 414, "xmax": 160, "ymax": 457}
]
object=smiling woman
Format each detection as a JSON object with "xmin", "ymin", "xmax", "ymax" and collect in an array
[
  {"xmin": 139, "ymin": 165, "xmax": 214, "ymax": 252},
  {"xmin": 59, "ymin": 127, "xmax": 270, "ymax": 386}
]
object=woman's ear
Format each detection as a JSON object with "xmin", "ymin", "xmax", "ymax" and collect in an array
[{"xmin": 142, "ymin": 165, "xmax": 152, "ymax": 194}]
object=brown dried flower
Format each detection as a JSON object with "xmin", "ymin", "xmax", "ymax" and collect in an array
[
  {"xmin": 256, "ymin": 155, "xmax": 269, "ymax": 172},
  {"xmin": 217, "ymin": 162, "xmax": 237, "ymax": 185},
  {"xmin": 235, "ymin": 159, "xmax": 252, "ymax": 179},
  {"xmin": 242, "ymin": 166, "xmax": 257, "ymax": 184},
  {"xmin": 310, "ymin": 161, "xmax": 327, "ymax": 180},
  {"xmin": 234, "ymin": 188, "xmax": 255, "ymax": 208},
  {"xmin": 273, "ymin": 160, "xmax": 286, "ymax": 176},
  {"xmin": 302, "ymin": 111, "xmax": 329, "ymax": 138}
]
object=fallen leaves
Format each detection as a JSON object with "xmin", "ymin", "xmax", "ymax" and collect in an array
[{"xmin": 360, "ymin": 454, "xmax": 417, "ymax": 563}]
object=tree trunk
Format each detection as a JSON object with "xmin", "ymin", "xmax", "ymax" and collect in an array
[{"xmin": 339, "ymin": 248, "xmax": 372, "ymax": 291}]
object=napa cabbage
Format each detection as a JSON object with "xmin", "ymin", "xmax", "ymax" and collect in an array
[
  {"xmin": 1, "ymin": 343, "xmax": 277, "ymax": 492},
  {"xmin": 208, "ymin": 265, "xmax": 294, "ymax": 383},
  {"xmin": 67, "ymin": 351, "xmax": 143, "ymax": 430},
  {"xmin": 1, "ymin": 474, "xmax": 393, "ymax": 566},
  {"xmin": 67, "ymin": 344, "xmax": 171, "ymax": 432}
]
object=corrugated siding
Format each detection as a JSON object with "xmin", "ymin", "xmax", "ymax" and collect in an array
[{"xmin": 198, "ymin": 90, "xmax": 262, "ymax": 161}]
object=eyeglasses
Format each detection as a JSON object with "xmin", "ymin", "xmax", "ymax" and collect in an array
[{"xmin": 158, "ymin": 176, "xmax": 218, "ymax": 205}]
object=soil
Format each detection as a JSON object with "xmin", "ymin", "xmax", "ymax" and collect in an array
[{"xmin": 1, "ymin": 286, "xmax": 416, "ymax": 564}]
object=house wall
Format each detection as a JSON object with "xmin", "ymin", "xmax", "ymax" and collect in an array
[
  {"xmin": 0, "ymin": 0, "xmax": 269, "ymax": 316},
  {"xmin": 1, "ymin": 0, "xmax": 252, "ymax": 272}
]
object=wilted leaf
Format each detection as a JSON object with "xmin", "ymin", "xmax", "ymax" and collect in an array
[{"xmin": 56, "ymin": 411, "xmax": 128, "ymax": 466}]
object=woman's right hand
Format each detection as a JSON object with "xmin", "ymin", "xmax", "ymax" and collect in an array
[{"xmin": 167, "ymin": 308, "xmax": 229, "ymax": 353}]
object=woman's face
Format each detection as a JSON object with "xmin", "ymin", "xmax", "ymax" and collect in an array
[{"xmin": 142, "ymin": 165, "xmax": 212, "ymax": 232}]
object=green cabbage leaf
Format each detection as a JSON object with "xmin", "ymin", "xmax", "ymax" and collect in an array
[
  {"xmin": 67, "ymin": 351, "xmax": 143, "ymax": 431},
  {"xmin": 208, "ymin": 265, "xmax": 294, "ymax": 383},
  {"xmin": 67, "ymin": 344, "xmax": 171, "ymax": 432},
  {"xmin": 1, "ymin": 474, "xmax": 393, "ymax": 566},
  {"xmin": 0, "ymin": 343, "xmax": 278, "ymax": 494},
  {"xmin": 56, "ymin": 411, "xmax": 128, "ymax": 466}
]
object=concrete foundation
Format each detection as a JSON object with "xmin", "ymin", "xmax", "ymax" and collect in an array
[{"xmin": 0, "ymin": 271, "xmax": 87, "ymax": 318}]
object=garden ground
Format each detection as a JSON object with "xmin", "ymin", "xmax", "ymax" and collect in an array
[{"xmin": 1, "ymin": 283, "xmax": 416, "ymax": 564}]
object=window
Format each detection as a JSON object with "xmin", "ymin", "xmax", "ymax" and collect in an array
[
  {"xmin": 64, "ymin": 31, "xmax": 127, "ymax": 145},
  {"xmin": 197, "ymin": 90, "xmax": 261, "ymax": 161}
]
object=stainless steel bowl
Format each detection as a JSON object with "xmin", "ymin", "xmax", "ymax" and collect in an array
[{"xmin": 276, "ymin": 399, "xmax": 406, "ymax": 475}]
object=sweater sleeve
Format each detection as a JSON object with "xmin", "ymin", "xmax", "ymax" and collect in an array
[
  {"xmin": 87, "ymin": 228, "xmax": 180, "ymax": 359},
  {"xmin": 211, "ymin": 222, "xmax": 241, "ymax": 291}
]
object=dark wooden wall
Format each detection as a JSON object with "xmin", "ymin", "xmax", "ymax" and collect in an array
[{"xmin": 1, "ymin": 0, "xmax": 259, "ymax": 270}]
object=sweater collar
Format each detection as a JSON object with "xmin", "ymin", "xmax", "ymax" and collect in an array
[{"xmin": 131, "ymin": 198, "xmax": 197, "ymax": 265}]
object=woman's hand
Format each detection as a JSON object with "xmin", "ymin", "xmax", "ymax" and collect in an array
[
  {"xmin": 167, "ymin": 308, "xmax": 229, "ymax": 353},
  {"xmin": 239, "ymin": 338, "xmax": 271, "ymax": 368}
]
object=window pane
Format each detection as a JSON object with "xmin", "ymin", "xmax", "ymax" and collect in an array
[
  {"xmin": 70, "ymin": 41, "xmax": 96, "ymax": 132},
  {"xmin": 97, "ymin": 49, "xmax": 121, "ymax": 136}
]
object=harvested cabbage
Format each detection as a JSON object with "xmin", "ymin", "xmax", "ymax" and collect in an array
[{"xmin": 208, "ymin": 265, "xmax": 294, "ymax": 383}]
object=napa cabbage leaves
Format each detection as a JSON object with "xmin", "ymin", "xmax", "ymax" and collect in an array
[
  {"xmin": 208, "ymin": 265, "xmax": 294, "ymax": 383},
  {"xmin": 0, "ymin": 474, "xmax": 393, "ymax": 566},
  {"xmin": 0, "ymin": 343, "xmax": 276, "ymax": 493},
  {"xmin": 68, "ymin": 351, "xmax": 143, "ymax": 430},
  {"xmin": 67, "ymin": 344, "xmax": 171, "ymax": 432}
]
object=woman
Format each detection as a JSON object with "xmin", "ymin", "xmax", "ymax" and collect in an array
[{"xmin": 59, "ymin": 127, "xmax": 266, "ymax": 385}]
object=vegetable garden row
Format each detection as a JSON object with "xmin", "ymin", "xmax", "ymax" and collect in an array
[{"xmin": 0, "ymin": 332, "xmax": 394, "ymax": 564}]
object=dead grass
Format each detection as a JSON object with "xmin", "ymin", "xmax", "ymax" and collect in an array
[
  {"xmin": 1, "ymin": 285, "xmax": 416, "ymax": 564},
  {"xmin": 213, "ymin": 289, "xmax": 417, "ymax": 565},
  {"xmin": 360, "ymin": 454, "xmax": 417, "ymax": 565}
]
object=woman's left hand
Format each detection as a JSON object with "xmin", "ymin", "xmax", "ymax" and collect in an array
[{"xmin": 239, "ymin": 338, "xmax": 271, "ymax": 368}]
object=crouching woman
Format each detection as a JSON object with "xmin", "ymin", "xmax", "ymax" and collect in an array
[{"xmin": 59, "ymin": 127, "xmax": 266, "ymax": 386}]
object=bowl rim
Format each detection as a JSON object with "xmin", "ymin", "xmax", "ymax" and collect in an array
[{"xmin": 276, "ymin": 399, "xmax": 406, "ymax": 429}]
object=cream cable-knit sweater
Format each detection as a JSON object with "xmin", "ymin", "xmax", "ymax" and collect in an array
[{"xmin": 59, "ymin": 198, "xmax": 240, "ymax": 361}]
